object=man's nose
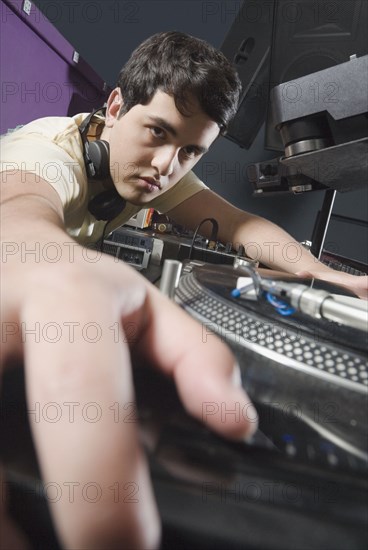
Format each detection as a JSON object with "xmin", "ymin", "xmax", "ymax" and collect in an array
[{"xmin": 152, "ymin": 146, "xmax": 178, "ymax": 177}]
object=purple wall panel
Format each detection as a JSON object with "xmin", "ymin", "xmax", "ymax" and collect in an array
[{"xmin": 1, "ymin": 0, "xmax": 109, "ymax": 134}]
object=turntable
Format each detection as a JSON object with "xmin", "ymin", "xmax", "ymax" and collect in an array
[
  {"xmin": 1, "ymin": 263, "xmax": 367, "ymax": 550},
  {"xmin": 135, "ymin": 261, "xmax": 368, "ymax": 550}
]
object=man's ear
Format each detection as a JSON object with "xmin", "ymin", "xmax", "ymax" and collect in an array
[{"xmin": 104, "ymin": 88, "xmax": 123, "ymax": 126}]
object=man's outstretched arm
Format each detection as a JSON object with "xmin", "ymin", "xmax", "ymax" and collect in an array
[
  {"xmin": 1, "ymin": 172, "xmax": 257, "ymax": 549},
  {"xmin": 167, "ymin": 189, "xmax": 367, "ymax": 299}
]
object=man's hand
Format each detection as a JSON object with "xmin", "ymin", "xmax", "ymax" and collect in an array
[
  {"xmin": 1, "ymin": 177, "xmax": 257, "ymax": 549},
  {"xmin": 296, "ymin": 271, "xmax": 368, "ymax": 300}
]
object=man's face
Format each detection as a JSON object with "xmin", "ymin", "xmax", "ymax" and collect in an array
[{"xmin": 102, "ymin": 89, "xmax": 220, "ymax": 205}]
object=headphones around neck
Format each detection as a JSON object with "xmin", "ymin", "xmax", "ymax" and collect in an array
[{"xmin": 78, "ymin": 108, "xmax": 126, "ymax": 221}]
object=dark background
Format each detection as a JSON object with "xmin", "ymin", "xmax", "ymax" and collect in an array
[{"xmin": 31, "ymin": 0, "xmax": 368, "ymax": 261}]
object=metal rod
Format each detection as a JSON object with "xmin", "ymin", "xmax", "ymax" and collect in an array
[{"xmin": 311, "ymin": 189, "xmax": 337, "ymax": 259}]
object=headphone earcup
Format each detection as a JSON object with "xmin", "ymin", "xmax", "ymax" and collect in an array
[
  {"xmin": 88, "ymin": 189, "xmax": 126, "ymax": 221},
  {"xmin": 86, "ymin": 140, "xmax": 111, "ymax": 179},
  {"xmin": 79, "ymin": 111, "xmax": 126, "ymax": 222}
]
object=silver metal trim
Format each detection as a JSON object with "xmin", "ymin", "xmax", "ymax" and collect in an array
[
  {"xmin": 285, "ymin": 138, "xmax": 328, "ymax": 157},
  {"xmin": 175, "ymin": 274, "xmax": 367, "ymax": 395}
]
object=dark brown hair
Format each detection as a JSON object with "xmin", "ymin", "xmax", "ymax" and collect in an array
[{"xmin": 116, "ymin": 31, "xmax": 241, "ymax": 134}]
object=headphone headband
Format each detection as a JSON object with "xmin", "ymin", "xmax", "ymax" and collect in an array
[{"xmin": 78, "ymin": 106, "xmax": 106, "ymax": 137}]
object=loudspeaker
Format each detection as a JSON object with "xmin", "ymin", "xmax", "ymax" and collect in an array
[
  {"xmin": 220, "ymin": 0, "xmax": 276, "ymax": 149},
  {"xmin": 221, "ymin": 0, "xmax": 368, "ymax": 152},
  {"xmin": 266, "ymin": 0, "xmax": 368, "ymax": 150}
]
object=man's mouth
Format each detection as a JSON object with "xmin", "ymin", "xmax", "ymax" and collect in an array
[{"xmin": 139, "ymin": 176, "xmax": 161, "ymax": 190}]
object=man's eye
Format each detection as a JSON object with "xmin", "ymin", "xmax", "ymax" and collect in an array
[
  {"xmin": 150, "ymin": 127, "xmax": 165, "ymax": 139},
  {"xmin": 181, "ymin": 146, "xmax": 198, "ymax": 160}
]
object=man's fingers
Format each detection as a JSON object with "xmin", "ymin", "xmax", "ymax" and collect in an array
[
  {"xmin": 296, "ymin": 271, "xmax": 368, "ymax": 300},
  {"xmin": 22, "ymin": 281, "xmax": 160, "ymax": 549},
  {"xmin": 87, "ymin": 257, "xmax": 258, "ymax": 440},
  {"xmin": 3, "ymin": 252, "xmax": 258, "ymax": 548},
  {"xmin": 134, "ymin": 285, "xmax": 258, "ymax": 440}
]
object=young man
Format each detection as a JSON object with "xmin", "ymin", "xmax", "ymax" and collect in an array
[{"xmin": 0, "ymin": 31, "xmax": 366, "ymax": 548}]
